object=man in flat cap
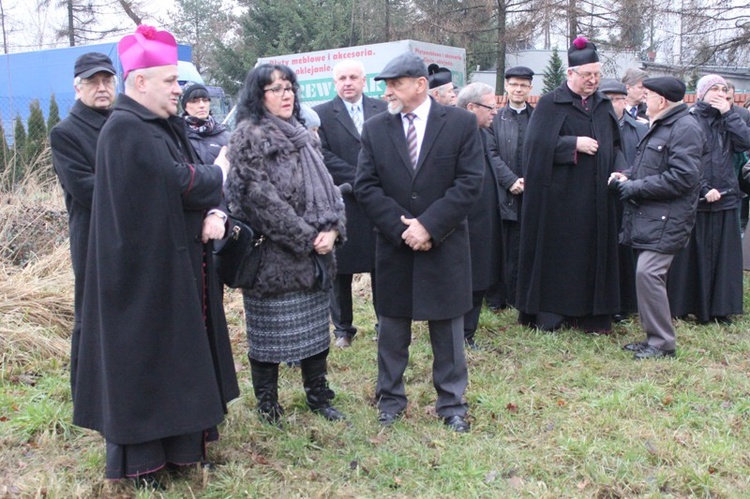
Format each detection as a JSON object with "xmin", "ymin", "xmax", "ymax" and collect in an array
[
  {"xmin": 516, "ymin": 37, "xmax": 626, "ymax": 333},
  {"xmin": 609, "ymin": 76, "xmax": 702, "ymax": 359},
  {"xmin": 666, "ymin": 74, "xmax": 750, "ymax": 325},
  {"xmin": 486, "ymin": 65, "xmax": 534, "ymax": 311},
  {"xmin": 599, "ymin": 78, "xmax": 648, "ymax": 322},
  {"xmin": 314, "ymin": 60, "xmax": 387, "ymax": 349},
  {"xmin": 355, "ymin": 51, "xmax": 484, "ymax": 432},
  {"xmin": 73, "ymin": 25, "xmax": 239, "ymax": 484},
  {"xmin": 50, "ymin": 52, "xmax": 116, "ymax": 401},
  {"xmin": 427, "ymin": 63, "xmax": 457, "ymax": 106}
]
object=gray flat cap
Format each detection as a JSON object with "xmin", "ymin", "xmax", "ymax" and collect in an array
[
  {"xmin": 599, "ymin": 78, "xmax": 627, "ymax": 95},
  {"xmin": 374, "ymin": 52, "xmax": 428, "ymax": 81}
]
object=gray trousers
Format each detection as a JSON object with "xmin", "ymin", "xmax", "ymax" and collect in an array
[
  {"xmin": 376, "ymin": 315, "xmax": 468, "ymax": 418},
  {"xmin": 635, "ymin": 250, "xmax": 676, "ymax": 351}
]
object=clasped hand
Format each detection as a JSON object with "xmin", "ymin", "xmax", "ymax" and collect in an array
[{"xmin": 401, "ymin": 215, "xmax": 432, "ymax": 251}]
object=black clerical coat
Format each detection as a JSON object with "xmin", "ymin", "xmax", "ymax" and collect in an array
[
  {"xmin": 73, "ymin": 94, "xmax": 239, "ymax": 445},
  {"xmin": 516, "ymin": 84, "xmax": 625, "ymax": 317},
  {"xmin": 50, "ymin": 100, "xmax": 109, "ymax": 397}
]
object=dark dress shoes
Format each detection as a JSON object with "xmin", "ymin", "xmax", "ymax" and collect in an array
[
  {"xmin": 377, "ymin": 411, "xmax": 402, "ymax": 427},
  {"xmin": 622, "ymin": 341, "xmax": 648, "ymax": 352},
  {"xmin": 633, "ymin": 345, "xmax": 675, "ymax": 360},
  {"xmin": 443, "ymin": 414, "xmax": 470, "ymax": 433}
]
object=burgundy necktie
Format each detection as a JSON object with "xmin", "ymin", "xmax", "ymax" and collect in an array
[{"xmin": 404, "ymin": 113, "xmax": 417, "ymax": 168}]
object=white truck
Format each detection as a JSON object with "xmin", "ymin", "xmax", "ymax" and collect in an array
[{"xmin": 256, "ymin": 40, "xmax": 466, "ymax": 106}]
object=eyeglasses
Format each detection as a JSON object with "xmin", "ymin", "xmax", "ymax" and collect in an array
[
  {"xmin": 506, "ymin": 82, "xmax": 531, "ymax": 89},
  {"xmin": 471, "ymin": 101, "xmax": 498, "ymax": 111},
  {"xmin": 82, "ymin": 76, "xmax": 116, "ymax": 88},
  {"xmin": 264, "ymin": 84, "xmax": 296, "ymax": 96},
  {"xmin": 571, "ymin": 69, "xmax": 601, "ymax": 80}
]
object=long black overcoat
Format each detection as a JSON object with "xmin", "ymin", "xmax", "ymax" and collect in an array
[
  {"xmin": 50, "ymin": 100, "xmax": 109, "ymax": 397},
  {"xmin": 315, "ymin": 95, "xmax": 387, "ymax": 273},
  {"xmin": 355, "ymin": 98, "xmax": 484, "ymax": 320},
  {"xmin": 516, "ymin": 84, "xmax": 625, "ymax": 317},
  {"xmin": 73, "ymin": 94, "xmax": 239, "ymax": 445}
]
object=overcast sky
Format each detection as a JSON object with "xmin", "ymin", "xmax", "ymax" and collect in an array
[{"xmin": 3, "ymin": 0, "xmax": 177, "ymax": 53}]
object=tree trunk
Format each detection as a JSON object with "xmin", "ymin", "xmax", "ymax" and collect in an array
[{"xmin": 495, "ymin": 0, "xmax": 506, "ymax": 95}]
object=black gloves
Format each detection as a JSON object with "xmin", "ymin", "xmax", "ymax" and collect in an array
[{"xmin": 608, "ymin": 179, "xmax": 635, "ymax": 201}]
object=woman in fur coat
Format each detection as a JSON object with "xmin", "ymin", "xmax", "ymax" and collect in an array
[{"xmin": 225, "ymin": 64, "xmax": 347, "ymax": 425}]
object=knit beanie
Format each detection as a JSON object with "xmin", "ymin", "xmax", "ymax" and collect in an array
[{"xmin": 696, "ymin": 74, "xmax": 726, "ymax": 101}]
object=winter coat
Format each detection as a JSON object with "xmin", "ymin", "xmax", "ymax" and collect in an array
[
  {"xmin": 516, "ymin": 83, "xmax": 625, "ymax": 317},
  {"xmin": 691, "ymin": 101, "xmax": 750, "ymax": 211},
  {"xmin": 619, "ymin": 103, "xmax": 703, "ymax": 254},
  {"xmin": 49, "ymin": 99, "xmax": 109, "ymax": 397},
  {"xmin": 314, "ymin": 95, "xmax": 387, "ymax": 273},
  {"xmin": 73, "ymin": 93, "xmax": 239, "ymax": 444},
  {"xmin": 186, "ymin": 121, "xmax": 231, "ymax": 165},
  {"xmin": 490, "ymin": 104, "xmax": 533, "ymax": 221},
  {"xmin": 225, "ymin": 116, "xmax": 346, "ymax": 299},
  {"xmin": 355, "ymin": 98, "xmax": 484, "ymax": 320}
]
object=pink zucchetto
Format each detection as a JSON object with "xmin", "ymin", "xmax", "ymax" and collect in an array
[{"xmin": 118, "ymin": 25, "xmax": 178, "ymax": 80}]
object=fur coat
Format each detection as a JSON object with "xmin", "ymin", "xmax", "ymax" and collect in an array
[{"xmin": 225, "ymin": 116, "xmax": 346, "ymax": 298}]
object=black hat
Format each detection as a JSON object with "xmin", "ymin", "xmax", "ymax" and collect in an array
[
  {"xmin": 181, "ymin": 81, "xmax": 209, "ymax": 108},
  {"xmin": 374, "ymin": 52, "xmax": 428, "ymax": 81},
  {"xmin": 427, "ymin": 63, "xmax": 452, "ymax": 89},
  {"xmin": 74, "ymin": 52, "xmax": 116, "ymax": 79},
  {"xmin": 598, "ymin": 78, "xmax": 627, "ymax": 95},
  {"xmin": 504, "ymin": 66, "xmax": 534, "ymax": 81},
  {"xmin": 642, "ymin": 76, "xmax": 686, "ymax": 102},
  {"xmin": 568, "ymin": 37, "xmax": 599, "ymax": 67}
]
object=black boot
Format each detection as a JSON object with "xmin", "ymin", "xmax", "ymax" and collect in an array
[
  {"xmin": 300, "ymin": 350, "xmax": 345, "ymax": 421},
  {"xmin": 250, "ymin": 358, "xmax": 284, "ymax": 425}
]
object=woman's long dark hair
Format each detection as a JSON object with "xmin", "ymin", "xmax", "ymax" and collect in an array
[{"xmin": 235, "ymin": 64, "xmax": 303, "ymax": 125}]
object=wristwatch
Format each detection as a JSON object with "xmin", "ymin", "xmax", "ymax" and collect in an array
[{"xmin": 209, "ymin": 211, "xmax": 228, "ymax": 222}]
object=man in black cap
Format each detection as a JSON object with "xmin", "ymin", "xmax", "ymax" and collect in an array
[
  {"xmin": 486, "ymin": 65, "xmax": 534, "ymax": 311},
  {"xmin": 50, "ymin": 52, "xmax": 116, "ymax": 398},
  {"xmin": 427, "ymin": 63, "xmax": 456, "ymax": 106},
  {"xmin": 609, "ymin": 76, "xmax": 702, "ymax": 359},
  {"xmin": 516, "ymin": 37, "xmax": 626, "ymax": 333},
  {"xmin": 599, "ymin": 78, "xmax": 648, "ymax": 322},
  {"xmin": 314, "ymin": 60, "xmax": 387, "ymax": 349},
  {"xmin": 355, "ymin": 51, "xmax": 484, "ymax": 432}
]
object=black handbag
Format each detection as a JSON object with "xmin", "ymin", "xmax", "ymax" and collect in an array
[{"xmin": 213, "ymin": 216, "xmax": 265, "ymax": 289}]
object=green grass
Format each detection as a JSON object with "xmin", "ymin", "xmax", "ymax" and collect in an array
[{"xmin": 3, "ymin": 278, "xmax": 750, "ymax": 498}]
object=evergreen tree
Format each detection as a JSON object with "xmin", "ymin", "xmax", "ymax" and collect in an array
[
  {"xmin": 11, "ymin": 115, "xmax": 27, "ymax": 185},
  {"xmin": 48, "ymin": 94, "xmax": 61, "ymax": 131},
  {"xmin": 0, "ymin": 121, "xmax": 9, "ymax": 180},
  {"xmin": 542, "ymin": 47, "xmax": 565, "ymax": 94},
  {"xmin": 25, "ymin": 100, "xmax": 48, "ymax": 174}
]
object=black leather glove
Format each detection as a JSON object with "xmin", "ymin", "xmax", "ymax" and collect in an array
[
  {"xmin": 618, "ymin": 180, "xmax": 635, "ymax": 201},
  {"xmin": 608, "ymin": 179, "xmax": 624, "ymax": 196}
]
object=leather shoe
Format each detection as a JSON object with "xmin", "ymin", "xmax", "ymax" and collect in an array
[
  {"xmin": 634, "ymin": 345, "xmax": 675, "ymax": 360},
  {"xmin": 334, "ymin": 336, "xmax": 352, "ymax": 348},
  {"xmin": 443, "ymin": 414, "xmax": 470, "ymax": 433},
  {"xmin": 377, "ymin": 411, "xmax": 401, "ymax": 427},
  {"xmin": 622, "ymin": 341, "xmax": 648, "ymax": 352}
]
